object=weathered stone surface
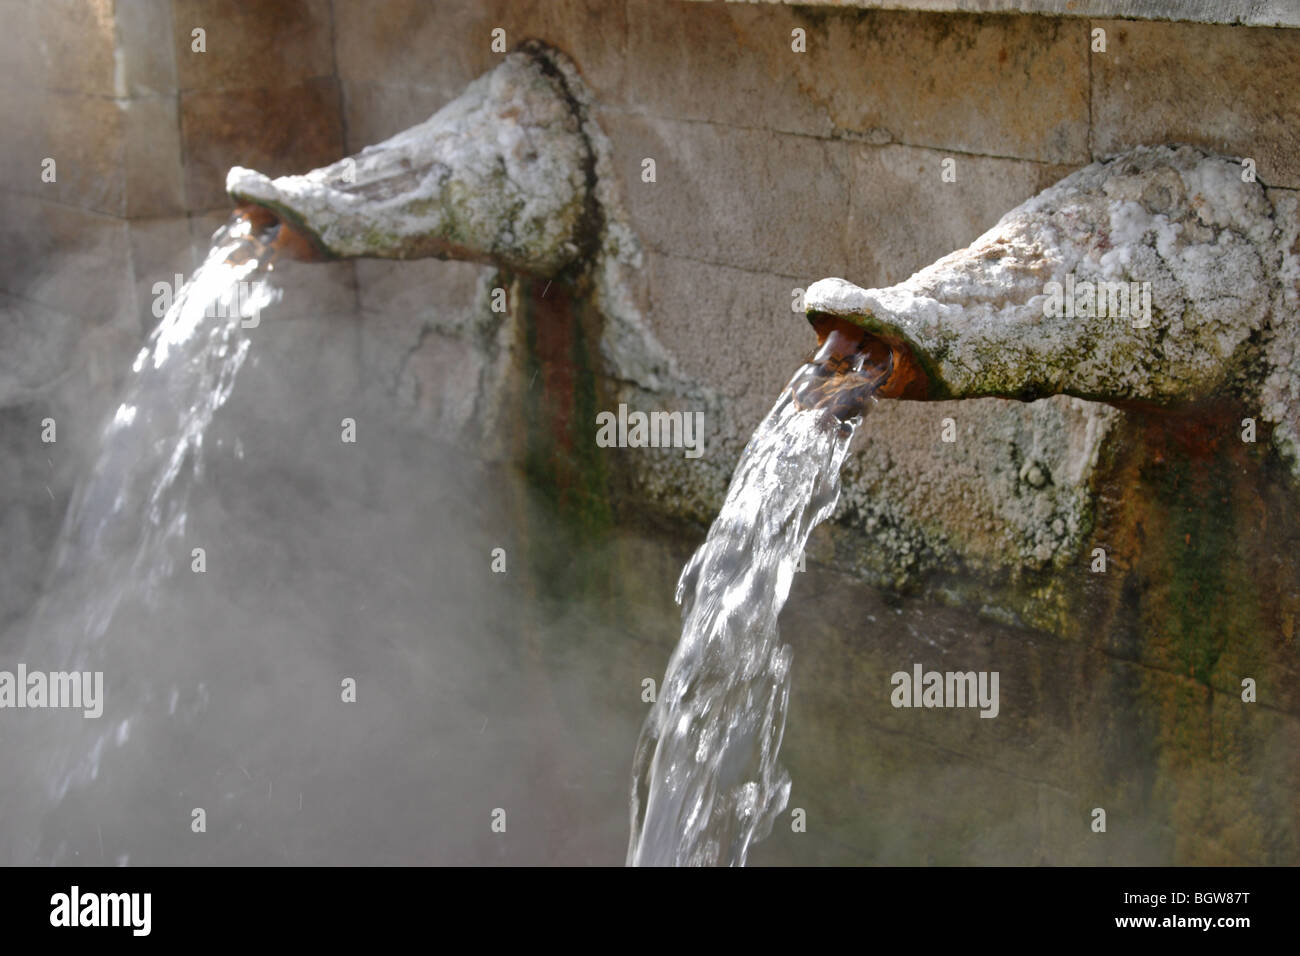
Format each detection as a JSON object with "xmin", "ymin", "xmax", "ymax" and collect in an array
[
  {"xmin": 181, "ymin": 77, "xmax": 344, "ymax": 210},
  {"xmin": 759, "ymin": 561, "xmax": 1235, "ymax": 864},
  {"xmin": 126, "ymin": 216, "xmax": 193, "ymax": 334},
  {"xmin": 0, "ymin": 1, "xmax": 39, "ymax": 91},
  {"xmin": 124, "ymin": 96, "xmax": 186, "ymax": 217},
  {"xmin": 341, "ymin": 83, "xmax": 450, "ymax": 156},
  {"xmin": 834, "ymin": 395, "xmax": 1121, "ymax": 590},
  {"xmin": 0, "ymin": 402, "xmax": 76, "ymax": 631},
  {"xmin": 391, "ymin": 329, "xmax": 490, "ymax": 440},
  {"xmin": 0, "ymin": 6, "xmax": 179, "ymax": 217},
  {"xmin": 483, "ymin": 0, "xmax": 629, "ymax": 104},
  {"xmin": 691, "ymin": 0, "xmax": 1300, "ymax": 28},
  {"xmin": 333, "ymin": 0, "xmax": 485, "ymax": 103},
  {"xmin": 1263, "ymin": 188, "xmax": 1300, "ymax": 470},
  {"xmin": 640, "ymin": 251, "xmax": 809, "ymax": 424},
  {"xmin": 624, "ymin": 0, "xmax": 833, "ymax": 138},
  {"xmin": 776, "ymin": 561, "xmax": 1297, "ymax": 864},
  {"xmin": 629, "ymin": 0, "xmax": 1095, "ymax": 163},
  {"xmin": 603, "ymin": 111, "xmax": 855, "ymax": 278},
  {"xmin": 1207, "ymin": 696, "xmax": 1300, "ymax": 864},
  {"xmin": 847, "ymin": 145, "xmax": 1066, "ymax": 286},
  {"xmin": 334, "ymin": 0, "xmax": 627, "ymax": 106},
  {"xmin": 0, "ymin": 84, "xmax": 44, "ymax": 201},
  {"xmin": 33, "ymin": 0, "xmax": 118, "ymax": 95},
  {"xmin": 172, "ymin": 0, "xmax": 334, "ymax": 92},
  {"xmin": 115, "ymin": 0, "xmax": 178, "ymax": 97},
  {"xmin": 814, "ymin": 10, "xmax": 1091, "ymax": 164},
  {"xmin": 0, "ymin": 294, "xmax": 83, "ymax": 406},
  {"xmin": 354, "ymin": 258, "xmax": 488, "ymax": 334},
  {"xmin": 352, "ymin": 257, "xmax": 498, "ymax": 438},
  {"xmin": 0, "ymin": 193, "xmax": 134, "ymax": 327},
  {"xmin": 38, "ymin": 92, "xmax": 127, "ymax": 215},
  {"xmin": 596, "ymin": 252, "xmax": 803, "ymax": 528},
  {"xmin": 1090, "ymin": 404, "xmax": 1300, "ymax": 715},
  {"xmin": 1093, "ymin": 19, "xmax": 1300, "ymax": 190}
]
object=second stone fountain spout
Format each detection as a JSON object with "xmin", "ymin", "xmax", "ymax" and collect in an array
[{"xmin": 803, "ymin": 145, "xmax": 1300, "ymax": 481}]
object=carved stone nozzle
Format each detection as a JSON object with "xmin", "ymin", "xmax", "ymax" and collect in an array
[
  {"xmin": 226, "ymin": 41, "xmax": 597, "ymax": 279},
  {"xmin": 804, "ymin": 146, "xmax": 1300, "ymax": 476}
]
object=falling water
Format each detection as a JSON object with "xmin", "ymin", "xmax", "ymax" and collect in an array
[
  {"xmin": 628, "ymin": 326, "xmax": 890, "ymax": 866},
  {"xmin": 0, "ymin": 212, "xmax": 285, "ymax": 854},
  {"xmin": 36, "ymin": 214, "xmax": 280, "ymax": 666}
]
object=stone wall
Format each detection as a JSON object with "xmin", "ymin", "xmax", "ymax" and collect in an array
[
  {"xmin": 5, "ymin": 2, "xmax": 1297, "ymax": 622},
  {"xmin": 320, "ymin": 1, "xmax": 1300, "ymax": 627}
]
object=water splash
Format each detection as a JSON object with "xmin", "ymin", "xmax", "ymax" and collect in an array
[
  {"xmin": 38, "ymin": 213, "xmax": 279, "ymax": 665},
  {"xmin": 628, "ymin": 336, "xmax": 882, "ymax": 867}
]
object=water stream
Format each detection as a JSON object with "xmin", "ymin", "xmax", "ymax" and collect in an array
[
  {"xmin": 628, "ymin": 327, "xmax": 887, "ymax": 866},
  {"xmin": 37, "ymin": 215, "xmax": 278, "ymax": 664},
  {"xmin": 14, "ymin": 215, "xmax": 281, "ymax": 824}
]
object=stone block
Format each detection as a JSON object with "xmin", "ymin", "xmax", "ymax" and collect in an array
[
  {"xmin": 603, "ymin": 111, "xmax": 854, "ymax": 278},
  {"xmin": 116, "ymin": 0, "xmax": 178, "ymax": 97},
  {"xmin": 334, "ymin": 0, "xmax": 626, "ymax": 106},
  {"xmin": 1092, "ymin": 19, "xmax": 1300, "ymax": 189},
  {"xmin": 172, "ymin": 0, "xmax": 334, "ymax": 92},
  {"xmin": 624, "ymin": 0, "xmax": 832, "ymax": 137},
  {"xmin": 815, "ymin": 9, "xmax": 1090, "ymax": 164},
  {"xmin": 0, "ymin": 192, "xmax": 133, "ymax": 326},
  {"xmin": 180, "ymin": 77, "xmax": 344, "ymax": 209},
  {"xmin": 124, "ymin": 96, "xmax": 186, "ymax": 217},
  {"xmin": 845, "ymin": 144, "xmax": 1063, "ymax": 286},
  {"xmin": 35, "ymin": 0, "xmax": 118, "ymax": 95}
]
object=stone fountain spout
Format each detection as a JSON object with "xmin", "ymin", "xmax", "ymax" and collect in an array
[
  {"xmin": 226, "ymin": 40, "xmax": 599, "ymax": 279},
  {"xmin": 804, "ymin": 145, "xmax": 1300, "ymax": 476}
]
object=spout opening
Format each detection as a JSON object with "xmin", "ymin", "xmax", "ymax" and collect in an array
[
  {"xmin": 230, "ymin": 200, "xmax": 334, "ymax": 264},
  {"xmin": 806, "ymin": 312, "xmax": 935, "ymax": 401}
]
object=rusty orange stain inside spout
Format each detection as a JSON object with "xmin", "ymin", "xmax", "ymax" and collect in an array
[
  {"xmin": 803, "ymin": 313, "xmax": 931, "ymax": 407},
  {"xmin": 269, "ymin": 217, "xmax": 326, "ymax": 263},
  {"xmin": 231, "ymin": 203, "xmax": 328, "ymax": 264}
]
